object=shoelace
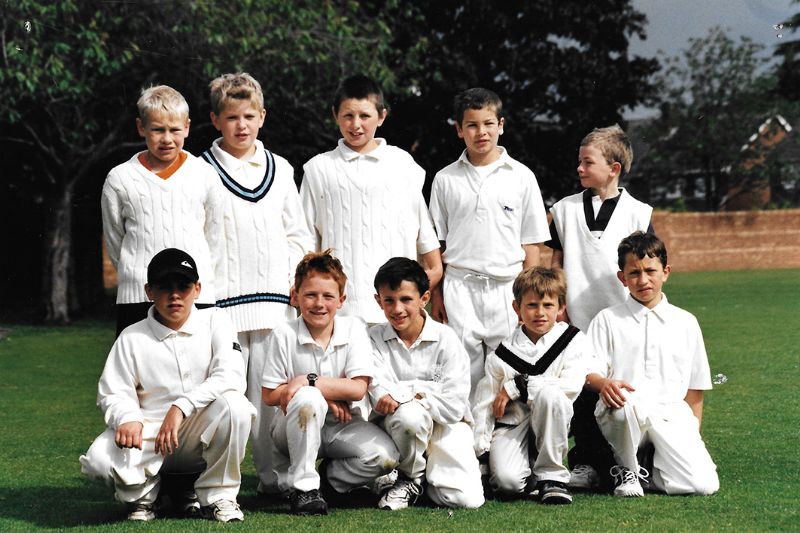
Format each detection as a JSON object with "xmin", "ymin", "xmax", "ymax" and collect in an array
[
  {"xmin": 211, "ymin": 499, "xmax": 240, "ymax": 512},
  {"xmin": 572, "ymin": 464, "xmax": 595, "ymax": 477},
  {"xmin": 610, "ymin": 465, "xmax": 650, "ymax": 486},
  {"xmin": 390, "ymin": 479, "xmax": 421, "ymax": 499}
]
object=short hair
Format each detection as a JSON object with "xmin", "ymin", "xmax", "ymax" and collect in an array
[
  {"xmin": 513, "ymin": 266, "xmax": 567, "ymax": 306},
  {"xmin": 373, "ymin": 257, "xmax": 430, "ymax": 295},
  {"xmin": 453, "ymin": 87, "xmax": 503, "ymax": 124},
  {"xmin": 617, "ymin": 231, "xmax": 668, "ymax": 271},
  {"xmin": 331, "ymin": 75, "xmax": 386, "ymax": 114},
  {"xmin": 137, "ymin": 85, "xmax": 189, "ymax": 126},
  {"xmin": 293, "ymin": 249, "xmax": 347, "ymax": 294},
  {"xmin": 581, "ymin": 124, "xmax": 633, "ymax": 174},
  {"xmin": 209, "ymin": 72, "xmax": 264, "ymax": 115}
]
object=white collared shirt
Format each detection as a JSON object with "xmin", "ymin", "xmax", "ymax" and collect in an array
[
  {"xmin": 587, "ymin": 294, "xmax": 713, "ymax": 404},
  {"xmin": 430, "ymin": 147, "xmax": 550, "ymax": 279},
  {"xmin": 209, "ymin": 138, "xmax": 268, "ymax": 190},
  {"xmin": 97, "ymin": 307, "xmax": 245, "ymax": 430},
  {"xmin": 368, "ymin": 314, "xmax": 471, "ymax": 425}
]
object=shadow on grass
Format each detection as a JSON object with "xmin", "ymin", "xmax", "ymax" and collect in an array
[{"xmin": 0, "ymin": 485, "xmax": 123, "ymax": 528}]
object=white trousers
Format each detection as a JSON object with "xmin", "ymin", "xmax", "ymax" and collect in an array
[
  {"xmin": 238, "ymin": 329, "xmax": 282, "ymax": 494},
  {"xmin": 595, "ymin": 392, "xmax": 719, "ymax": 495},
  {"xmin": 443, "ymin": 267, "xmax": 517, "ymax": 403},
  {"xmin": 79, "ymin": 391, "xmax": 255, "ymax": 506},
  {"xmin": 489, "ymin": 385, "xmax": 573, "ymax": 494},
  {"xmin": 271, "ymin": 386, "xmax": 399, "ymax": 493},
  {"xmin": 381, "ymin": 400, "xmax": 484, "ymax": 509}
]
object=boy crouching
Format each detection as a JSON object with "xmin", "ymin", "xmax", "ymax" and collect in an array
[
  {"xmin": 80, "ymin": 248, "xmax": 254, "ymax": 522},
  {"xmin": 472, "ymin": 267, "xmax": 591, "ymax": 504}
]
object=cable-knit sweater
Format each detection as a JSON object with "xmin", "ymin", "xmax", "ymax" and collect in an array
[
  {"xmin": 202, "ymin": 139, "xmax": 313, "ymax": 332},
  {"xmin": 300, "ymin": 139, "xmax": 440, "ymax": 324},
  {"xmin": 101, "ymin": 151, "xmax": 221, "ymax": 304}
]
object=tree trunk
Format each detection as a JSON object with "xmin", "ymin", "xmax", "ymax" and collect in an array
[{"xmin": 42, "ymin": 187, "xmax": 73, "ymax": 324}]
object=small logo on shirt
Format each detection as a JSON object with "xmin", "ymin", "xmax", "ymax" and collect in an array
[
  {"xmin": 232, "ymin": 342, "xmax": 242, "ymax": 352},
  {"xmin": 502, "ymin": 205, "xmax": 514, "ymax": 212},
  {"xmin": 432, "ymin": 363, "xmax": 444, "ymax": 383}
]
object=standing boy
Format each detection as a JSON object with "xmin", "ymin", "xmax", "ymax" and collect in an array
[
  {"xmin": 201, "ymin": 72, "xmax": 312, "ymax": 495},
  {"xmin": 369, "ymin": 257, "xmax": 484, "ymax": 511},
  {"xmin": 472, "ymin": 267, "xmax": 592, "ymax": 504},
  {"xmin": 79, "ymin": 248, "xmax": 254, "ymax": 522},
  {"xmin": 300, "ymin": 75, "xmax": 442, "ymax": 325},
  {"xmin": 102, "ymin": 85, "xmax": 222, "ymax": 336},
  {"xmin": 586, "ymin": 231, "xmax": 719, "ymax": 497},
  {"xmin": 546, "ymin": 125, "xmax": 653, "ymax": 490},
  {"xmin": 430, "ymin": 88, "xmax": 550, "ymax": 400},
  {"xmin": 261, "ymin": 250, "xmax": 398, "ymax": 515}
]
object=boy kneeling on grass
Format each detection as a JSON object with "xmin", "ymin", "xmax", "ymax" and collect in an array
[
  {"xmin": 585, "ymin": 231, "xmax": 719, "ymax": 497},
  {"xmin": 80, "ymin": 248, "xmax": 254, "ymax": 522}
]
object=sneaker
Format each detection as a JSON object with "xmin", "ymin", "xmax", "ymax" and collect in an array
[
  {"xmin": 610, "ymin": 465, "xmax": 648, "ymax": 497},
  {"xmin": 201, "ymin": 499, "xmax": 244, "ymax": 522},
  {"xmin": 177, "ymin": 491, "xmax": 201, "ymax": 517},
  {"xmin": 373, "ymin": 469, "xmax": 399, "ymax": 495},
  {"xmin": 532, "ymin": 480, "xmax": 573, "ymax": 505},
  {"xmin": 568, "ymin": 464, "xmax": 600, "ymax": 490},
  {"xmin": 290, "ymin": 489, "xmax": 328, "ymax": 515},
  {"xmin": 127, "ymin": 502, "xmax": 156, "ymax": 521},
  {"xmin": 378, "ymin": 476, "xmax": 423, "ymax": 511}
]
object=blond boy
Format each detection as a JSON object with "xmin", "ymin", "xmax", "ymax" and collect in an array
[
  {"xmin": 102, "ymin": 85, "xmax": 221, "ymax": 336},
  {"xmin": 201, "ymin": 72, "xmax": 312, "ymax": 495}
]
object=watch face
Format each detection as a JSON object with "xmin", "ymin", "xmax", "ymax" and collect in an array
[{"xmin": 307, "ymin": 373, "xmax": 318, "ymax": 385}]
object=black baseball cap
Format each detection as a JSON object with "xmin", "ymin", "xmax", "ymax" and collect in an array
[{"xmin": 147, "ymin": 248, "xmax": 199, "ymax": 285}]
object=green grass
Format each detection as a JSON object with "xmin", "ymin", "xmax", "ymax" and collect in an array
[{"xmin": 1, "ymin": 269, "xmax": 798, "ymax": 531}]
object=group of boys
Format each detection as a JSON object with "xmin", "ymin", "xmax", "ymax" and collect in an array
[{"xmin": 80, "ymin": 72, "xmax": 719, "ymax": 523}]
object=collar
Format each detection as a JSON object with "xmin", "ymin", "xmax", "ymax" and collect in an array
[
  {"xmin": 624, "ymin": 293, "xmax": 671, "ymax": 323},
  {"xmin": 515, "ymin": 320, "xmax": 568, "ymax": 349},
  {"xmin": 297, "ymin": 315, "xmax": 351, "ymax": 349},
  {"xmin": 146, "ymin": 305, "xmax": 200, "ymax": 340},
  {"xmin": 336, "ymin": 138, "xmax": 386, "ymax": 161},
  {"xmin": 380, "ymin": 311, "xmax": 438, "ymax": 345},
  {"xmin": 457, "ymin": 146, "xmax": 512, "ymax": 170},
  {"xmin": 211, "ymin": 138, "xmax": 266, "ymax": 167}
]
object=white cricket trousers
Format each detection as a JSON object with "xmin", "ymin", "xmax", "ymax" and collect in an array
[
  {"xmin": 443, "ymin": 266, "xmax": 517, "ymax": 403},
  {"xmin": 595, "ymin": 391, "xmax": 719, "ymax": 495},
  {"xmin": 489, "ymin": 385, "xmax": 573, "ymax": 494},
  {"xmin": 381, "ymin": 400, "xmax": 484, "ymax": 508},
  {"xmin": 238, "ymin": 329, "xmax": 282, "ymax": 494},
  {"xmin": 79, "ymin": 391, "xmax": 255, "ymax": 506},
  {"xmin": 271, "ymin": 386, "xmax": 399, "ymax": 493}
]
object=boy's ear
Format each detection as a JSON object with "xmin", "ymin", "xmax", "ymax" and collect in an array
[
  {"xmin": 616, "ymin": 271, "xmax": 627, "ymax": 287},
  {"xmin": 259, "ymin": 107, "xmax": 267, "ymax": 127},
  {"xmin": 193, "ymin": 281, "xmax": 201, "ymax": 297},
  {"xmin": 184, "ymin": 118, "xmax": 191, "ymax": 136},
  {"xmin": 377, "ymin": 108, "xmax": 388, "ymax": 126},
  {"xmin": 455, "ymin": 121, "xmax": 464, "ymax": 139},
  {"xmin": 511, "ymin": 299, "xmax": 521, "ymax": 319},
  {"xmin": 331, "ymin": 106, "xmax": 338, "ymax": 122},
  {"xmin": 144, "ymin": 283, "xmax": 154, "ymax": 301},
  {"xmin": 373, "ymin": 293, "xmax": 382, "ymax": 308},
  {"xmin": 498, "ymin": 116, "xmax": 505, "ymax": 135},
  {"xmin": 420, "ymin": 290, "xmax": 431, "ymax": 308},
  {"xmin": 610, "ymin": 161, "xmax": 621, "ymax": 177},
  {"xmin": 338, "ymin": 292, "xmax": 347, "ymax": 307},
  {"xmin": 136, "ymin": 117, "xmax": 146, "ymax": 138},
  {"xmin": 210, "ymin": 112, "xmax": 220, "ymax": 130},
  {"xmin": 289, "ymin": 287, "xmax": 298, "ymax": 307}
]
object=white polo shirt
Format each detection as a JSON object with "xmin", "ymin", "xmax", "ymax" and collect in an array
[
  {"xmin": 368, "ymin": 314, "xmax": 471, "ymax": 425},
  {"xmin": 97, "ymin": 307, "xmax": 246, "ymax": 430},
  {"xmin": 587, "ymin": 295, "xmax": 713, "ymax": 405},
  {"xmin": 429, "ymin": 148, "xmax": 550, "ymax": 280}
]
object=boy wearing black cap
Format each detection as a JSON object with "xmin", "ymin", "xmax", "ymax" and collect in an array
[{"xmin": 80, "ymin": 248, "xmax": 255, "ymax": 523}]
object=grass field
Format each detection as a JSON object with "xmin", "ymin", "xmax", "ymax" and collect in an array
[{"xmin": 1, "ymin": 269, "xmax": 798, "ymax": 532}]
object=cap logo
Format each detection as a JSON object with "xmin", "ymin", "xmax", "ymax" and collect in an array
[{"xmin": 181, "ymin": 260, "xmax": 193, "ymax": 269}]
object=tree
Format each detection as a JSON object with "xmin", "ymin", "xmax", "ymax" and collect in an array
[
  {"xmin": 775, "ymin": 0, "xmax": 800, "ymax": 100},
  {"xmin": 638, "ymin": 27, "xmax": 777, "ymax": 210}
]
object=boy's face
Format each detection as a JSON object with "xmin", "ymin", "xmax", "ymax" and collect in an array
[
  {"xmin": 456, "ymin": 106, "xmax": 504, "ymax": 160},
  {"xmin": 617, "ymin": 253, "xmax": 671, "ymax": 309},
  {"xmin": 374, "ymin": 281, "xmax": 430, "ymax": 335},
  {"xmin": 291, "ymin": 272, "xmax": 345, "ymax": 335},
  {"xmin": 513, "ymin": 290, "xmax": 564, "ymax": 344},
  {"xmin": 136, "ymin": 111, "xmax": 190, "ymax": 171},
  {"xmin": 144, "ymin": 277, "xmax": 201, "ymax": 330},
  {"xmin": 333, "ymin": 97, "xmax": 386, "ymax": 154},
  {"xmin": 210, "ymin": 99, "xmax": 266, "ymax": 159},
  {"xmin": 577, "ymin": 143, "xmax": 620, "ymax": 192}
]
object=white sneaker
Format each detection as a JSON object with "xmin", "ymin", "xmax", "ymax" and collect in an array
[
  {"xmin": 201, "ymin": 499, "xmax": 244, "ymax": 522},
  {"xmin": 378, "ymin": 477, "xmax": 423, "ymax": 511},
  {"xmin": 373, "ymin": 468, "xmax": 399, "ymax": 495},
  {"xmin": 610, "ymin": 465, "xmax": 648, "ymax": 497},
  {"xmin": 127, "ymin": 502, "xmax": 156, "ymax": 521},
  {"xmin": 568, "ymin": 464, "xmax": 600, "ymax": 490}
]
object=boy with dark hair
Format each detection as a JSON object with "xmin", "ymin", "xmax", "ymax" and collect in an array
[
  {"xmin": 80, "ymin": 248, "xmax": 254, "ymax": 522},
  {"xmin": 585, "ymin": 231, "xmax": 719, "ymax": 497},
  {"xmin": 261, "ymin": 250, "xmax": 398, "ymax": 515},
  {"xmin": 369, "ymin": 257, "xmax": 484, "ymax": 510},
  {"xmin": 430, "ymin": 87, "xmax": 550, "ymax": 401},
  {"xmin": 472, "ymin": 266, "xmax": 592, "ymax": 504},
  {"xmin": 300, "ymin": 75, "xmax": 442, "ymax": 326}
]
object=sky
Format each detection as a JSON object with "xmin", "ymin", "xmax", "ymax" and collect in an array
[{"xmin": 625, "ymin": 0, "xmax": 797, "ymax": 117}]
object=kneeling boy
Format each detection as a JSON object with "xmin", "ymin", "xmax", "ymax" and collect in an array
[
  {"xmin": 261, "ymin": 251, "xmax": 398, "ymax": 515},
  {"xmin": 80, "ymin": 248, "xmax": 254, "ymax": 522},
  {"xmin": 472, "ymin": 267, "xmax": 591, "ymax": 504},
  {"xmin": 585, "ymin": 231, "xmax": 719, "ymax": 497},
  {"xmin": 370, "ymin": 257, "xmax": 484, "ymax": 510}
]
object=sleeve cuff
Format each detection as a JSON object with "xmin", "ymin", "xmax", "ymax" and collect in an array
[
  {"xmin": 503, "ymin": 380, "xmax": 520, "ymax": 401},
  {"xmin": 172, "ymin": 398, "xmax": 195, "ymax": 418}
]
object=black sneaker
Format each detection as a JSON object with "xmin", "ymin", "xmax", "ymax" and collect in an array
[
  {"xmin": 290, "ymin": 489, "xmax": 328, "ymax": 515},
  {"xmin": 534, "ymin": 480, "xmax": 573, "ymax": 505}
]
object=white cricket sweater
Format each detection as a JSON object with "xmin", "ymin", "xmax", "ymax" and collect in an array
[
  {"xmin": 101, "ymin": 151, "xmax": 221, "ymax": 305},
  {"xmin": 201, "ymin": 139, "xmax": 313, "ymax": 332}
]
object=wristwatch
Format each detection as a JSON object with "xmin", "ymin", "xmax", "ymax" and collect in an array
[{"xmin": 307, "ymin": 373, "xmax": 318, "ymax": 387}]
